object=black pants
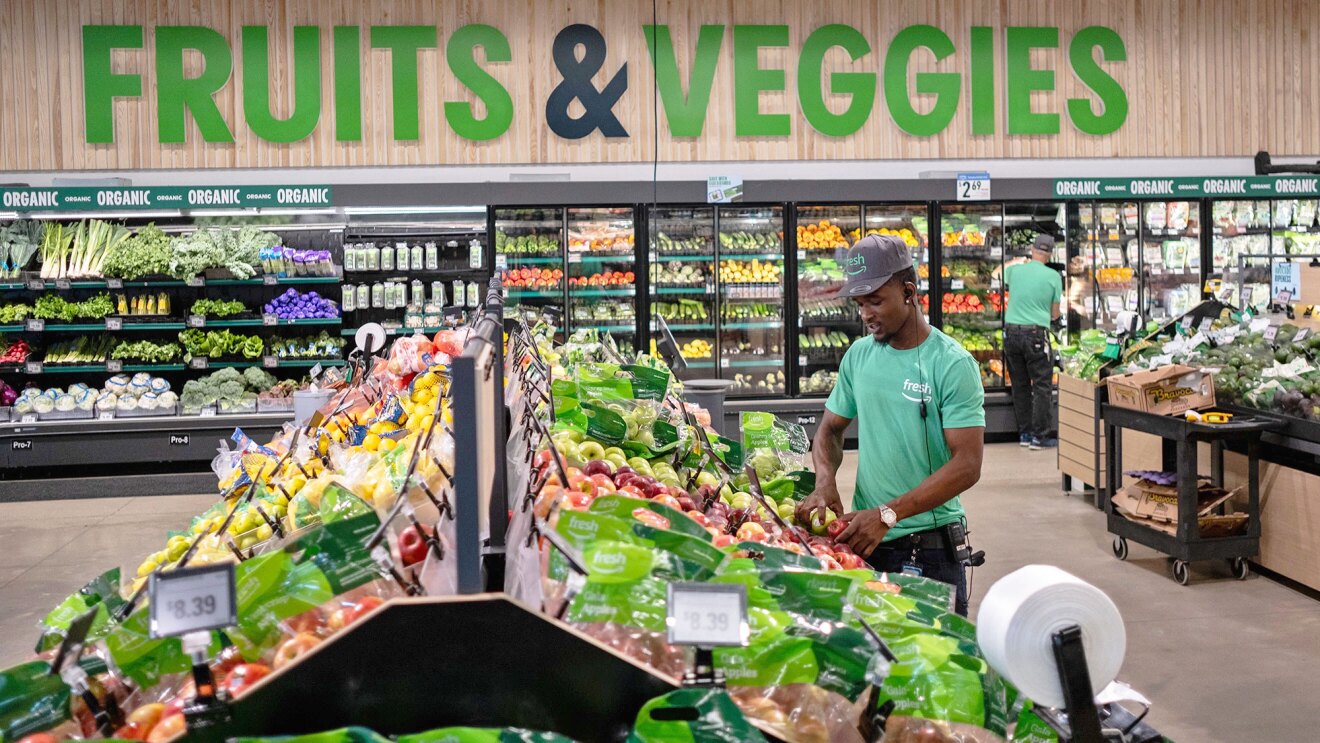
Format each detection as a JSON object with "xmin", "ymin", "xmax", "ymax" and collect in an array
[
  {"xmin": 1004, "ymin": 325, "xmax": 1054, "ymax": 439},
  {"xmin": 865, "ymin": 540, "xmax": 969, "ymax": 616}
]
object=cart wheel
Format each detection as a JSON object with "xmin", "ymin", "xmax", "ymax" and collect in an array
[
  {"xmin": 1172, "ymin": 560, "xmax": 1191, "ymax": 585},
  {"xmin": 1230, "ymin": 557, "xmax": 1250, "ymax": 580},
  {"xmin": 1111, "ymin": 537, "xmax": 1128, "ymax": 561}
]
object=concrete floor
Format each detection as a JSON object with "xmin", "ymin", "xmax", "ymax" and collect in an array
[{"xmin": 1, "ymin": 444, "xmax": 1318, "ymax": 741}]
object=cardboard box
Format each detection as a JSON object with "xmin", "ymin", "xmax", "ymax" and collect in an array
[
  {"xmin": 1111, "ymin": 479, "xmax": 1241, "ymax": 524},
  {"xmin": 1106, "ymin": 364, "xmax": 1215, "ymax": 415}
]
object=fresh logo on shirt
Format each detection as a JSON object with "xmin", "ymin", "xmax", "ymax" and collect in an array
[{"xmin": 902, "ymin": 378, "xmax": 931, "ymax": 403}]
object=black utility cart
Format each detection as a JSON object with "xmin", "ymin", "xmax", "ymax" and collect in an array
[{"xmin": 1103, "ymin": 404, "xmax": 1282, "ymax": 585}]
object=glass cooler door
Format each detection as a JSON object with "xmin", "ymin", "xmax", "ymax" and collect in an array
[
  {"xmin": 1139, "ymin": 201, "xmax": 1201, "ymax": 323},
  {"xmin": 716, "ymin": 205, "xmax": 785, "ymax": 396},
  {"xmin": 494, "ymin": 207, "xmax": 566, "ymax": 329},
  {"xmin": 649, "ymin": 206, "xmax": 716, "ymax": 379},
  {"xmin": 1209, "ymin": 199, "xmax": 1273, "ymax": 310},
  {"xmin": 938, "ymin": 204, "xmax": 1005, "ymax": 388},
  {"xmin": 1074, "ymin": 202, "xmax": 1139, "ymax": 332},
  {"xmin": 566, "ymin": 207, "xmax": 637, "ymax": 354},
  {"xmin": 795, "ymin": 205, "xmax": 861, "ymax": 396}
]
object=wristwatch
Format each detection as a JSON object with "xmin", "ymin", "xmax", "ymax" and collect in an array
[{"xmin": 878, "ymin": 505, "xmax": 898, "ymax": 528}]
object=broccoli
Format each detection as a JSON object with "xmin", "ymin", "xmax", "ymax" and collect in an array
[
  {"xmin": 180, "ymin": 380, "xmax": 212, "ymax": 409},
  {"xmin": 211, "ymin": 367, "xmax": 243, "ymax": 384},
  {"xmin": 217, "ymin": 379, "xmax": 245, "ymax": 402},
  {"xmin": 243, "ymin": 367, "xmax": 276, "ymax": 392}
]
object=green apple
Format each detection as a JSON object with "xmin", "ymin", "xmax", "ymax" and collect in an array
[
  {"xmin": 255, "ymin": 524, "xmax": 274, "ymax": 541},
  {"xmin": 579, "ymin": 441, "xmax": 606, "ymax": 461},
  {"xmin": 730, "ymin": 492, "xmax": 753, "ymax": 510},
  {"xmin": 777, "ymin": 502, "xmax": 797, "ymax": 523},
  {"xmin": 627, "ymin": 457, "xmax": 654, "ymax": 477},
  {"xmin": 719, "ymin": 484, "xmax": 734, "ymax": 504},
  {"xmin": 558, "ymin": 441, "xmax": 585, "ymax": 469},
  {"xmin": 696, "ymin": 471, "xmax": 719, "ymax": 488},
  {"xmin": 809, "ymin": 510, "xmax": 837, "ymax": 536},
  {"xmin": 603, "ymin": 446, "xmax": 627, "ymax": 460},
  {"xmin": 605, "ymin": 453, "xmax": 629, "ymax": 470},
  {"xmin": 553, "ymin": 428, "xmax": 585, "ymax": 444}
]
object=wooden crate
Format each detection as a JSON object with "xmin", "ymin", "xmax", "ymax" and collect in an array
[
  {"xmin": 1219, "ymin": 452, "xmax": 1320, "ymax": 592},
  {"xmin": 1057, "ymin": 374, "xmax": 1105, "ymax": 490}
]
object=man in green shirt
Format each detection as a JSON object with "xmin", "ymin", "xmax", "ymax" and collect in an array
[
  {"xmin": 1003, "ymin": 234, "xmax": 1063, "ymax": 449},
  {"xmin": 796, "ymin": 234, "xmax": 985, "ymax": 615}
]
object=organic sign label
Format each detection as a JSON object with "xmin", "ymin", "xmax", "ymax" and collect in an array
[
  {"xmin": 1054, "ymin": 176, "xmax": 1320, "ymax": 199},
  {"xmin": 0, "ymin": 186, "xmax": 333, "ymax": 212}
]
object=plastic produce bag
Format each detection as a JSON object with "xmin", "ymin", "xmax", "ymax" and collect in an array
[
  {"xmin": 874, "ymin": 633, "xmax": 1012, "ymax": 743},
  {"xmin": 0, "ymin": 661, "xmax": 72, "ymax": 742},
  {"xmin": 628, "ymin": 688, "xmax": 770, "ymax": 742}
]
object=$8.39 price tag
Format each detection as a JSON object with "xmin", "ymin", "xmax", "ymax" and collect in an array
[
  {"xmin": 148, "ymin": 563, "xmax": 237, "ymax": 639},
  {"xmin": 666, "ymin": 582, "xmax": 748, "ymax": 647}
]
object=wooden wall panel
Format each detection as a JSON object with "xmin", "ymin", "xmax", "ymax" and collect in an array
[{"xmin": 0, "ymin": 0, "xmax": 1317, "ymax": 171}]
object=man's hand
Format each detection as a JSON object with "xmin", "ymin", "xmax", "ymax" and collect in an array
[
  {"xmin": 836, "ymin": 509, "xmax": 890, "ymax": 558},
  {"xmin": 795, "ymin": 482, "xmax": 843, "ymax": 527}
]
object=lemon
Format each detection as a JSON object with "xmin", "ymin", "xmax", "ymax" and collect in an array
[
  {"xmin": 363, "ymin": 433, "xmax": 381, "ymax": 452},
  {"xmin": 378, "ymin": 437, "xmax": 397, "ymax": 451}
]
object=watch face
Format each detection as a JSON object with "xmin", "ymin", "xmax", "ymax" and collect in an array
[{"xmin": 881, "ymin": 507, "xmax": 897, "ymax": 526}]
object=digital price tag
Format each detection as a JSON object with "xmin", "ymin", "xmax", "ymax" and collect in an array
[
  {"xmin": 989, "ymin": 246, "xmax": 1003, "ymax": 259},
  {"xmin": 24, "ymin": 360, "xmax": 42, "ymax": 374},
  {"xmin": 106, "ymin": 278, "xmax": 123, "ymax": 289},
  {"xmin": 720, "ymin": 357, "xmax": 730, "ymax": 368},
  {"xmin": 495, "ymin": 254, "xmax": 508, "ymax": 271},
  {"xmin": 262, "ymin": 274, "xmax": 279, "ymax": 286},
  {"xmin": 186, "ymin": 276, "xmax": 206, "ymax": 287},
  {"xmin": 190, "ymin": 357, "xmax": 209, "ymax": 370},
  {"xmin": 105, "ymin": 359, "xmax": 123, "ymax": 373},
  {"xmin": 262, "ymin": 355, "xmax": 279, "ymax": 369},
  {"xmin": 666, "ymin": 582, "xmax": 748, "ymax": 647},
  {"xmin": 187, "ymin": 315, "xmax": 206, "ymax": 328},
  {"xmin": 105, "ymin": 317, "xmax": 123, "ymax": 331},
  {"xmin": 26, "ymin": 278, "xmax": 45, "ymax": 290},
  {"xmin": 55, "ymin": 278, "xmax": 72, "ymax": 290},
  {"xmin": 148, "ymin": 563, "xmax": 237, "ymax": 639},
  {"xmin": 262, "ymin": 314, "xmax": 278, "ymax": 326},
  {"xmin": 799, "ymin": 355, "xmax": 808, "ymax": 365},
  {"xmin": 25, "ymin": 318, "xmax": 44, "ymax": 332},
  {"xmin": 918, "ymin": 279, "xmax": 930, "ymax": 291},
  {"xmin": 568, "ymin": 252, "xmax": 582, "ymax": 263}
]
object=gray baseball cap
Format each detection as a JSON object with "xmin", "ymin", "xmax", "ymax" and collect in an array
[
  {"xmin": 1033, "ymin": 233, "xmax": 1056, "ymax": 252},
  {"xmin": 839, "ymin": 234, "xmax": 914, "ymax": 297}
]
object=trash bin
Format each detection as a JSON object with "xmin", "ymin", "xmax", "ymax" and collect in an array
[
  {"xmin": 682, "ymin": 379, "xmax": 735, "ymax": 437},
  {"xmin": 293, "ymin": 388, "xmax": 335, "ymax": 427}
]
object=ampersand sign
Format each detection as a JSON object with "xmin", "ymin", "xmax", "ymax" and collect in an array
[{"xmin": 545, "ymin": 24, "xmax": 629, "ymax": 139}]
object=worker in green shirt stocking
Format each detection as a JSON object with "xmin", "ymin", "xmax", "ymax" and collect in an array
[
  {"xmin": 796, "ymin": 234, "xmax": 985, "ymax": 615},
  {"xmin": 1003, "ymin": 234, "xmax": 1063, "ymax": 450}
]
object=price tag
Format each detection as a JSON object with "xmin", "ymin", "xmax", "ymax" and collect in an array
[
  {"xmin": 54, "ymin": 278, "xmax": 71, "ymax": 290},
  {"xmin": 262, "ymin": 355, "xmax": 279, "ymax": 369},
  {"xmin": 26, "ymin": 278, "xmax": 45, "ymax": 290},
  {"xmin": 105, "ymin": 278, "xmax": 123, "ymax": 289},
  {"xmin": 799, "ymin": 355, "xmax": 808, "ymax": 365},
  {"xmin": 21, "ymin": 414, "xmax": 37, "ymax": 423},
  {"xmin": 495, "ymin": 254, "xmax": 508, "ymax": 271},
  {"xmin": 1296, "ymin": 327, "xmax": 1311, "ymax": 342},
  {"xmin": 24, "ymin": 360, "xmax": 42, "ymax": 374},
  {"xmin": 951, "ymin": 279, "xmax": 965, "ymax": 290},
  {"xmin": 666, "ymin": 582, "xmax": 748, "ymax": 647},
  {"xmin": 262, "ymin": 274, "xmax": 279, "ymax": 285},
  {"xmin": 262, "ymin": 314, "xmax": 278, "ymax": 326},
  {"xmin": 98, "ymin": 410, "xmax": 115, "ymax": 421},
  {"xmin": 25, "ymin": 318, "xmax": 44, "ymax": 332},
  {"xmin": 955, "ymin": 171, "xmax": 991, "ymax": 202},
  {"xmin": 105, "ymin": 359, "xmax": 123, "ymax": 373},
  {"xmin": 185, "ymin": 276, "xmax": 206, "ymax": 287},
  {"xmin": 568, "ymin": 253, "xmax": 582, "ymax": 263},
  {"xmin": 190, "ymin": 357, "xmax": 209, "ymax": 370},
  {"xmin": 989, "ymin": 246, "xmax": 1003, "ymax": 259},
  {"xmin": 1264, "ymin": 325, "xmax": 1279, "ymax": 342},
  {"xmin": 990, "ymin": 278, "xmax": 1001, "ymax": 290},
  {"xmin": 1198, "ymin": 317, "xmax": 1215, "ymax": 333},
  {"xmin": 199, "ymin": 406, "xmax": 217, "ymax": 417},
  {"xmin": 148, "ymin": 563, "xmax": 237, "ymax": 639},
  {"xmin": 310, "ymin": 362, "xmax": 323, "ymax": 379},
  {"xmin": 720, "ymin": 358, "xmax": 730, "ymax": 368},
  {"xmin": 797, "ymin": 250, "xmax": 807, "ymax": 260},
  {"xmin": 105, "ymin": 317, "xmax": 123, "ymax": 331},
  {"xmin": 187, "ymin": 315, "xmax": 206, "ymax": 328},
  {"xmin": 797, "ymin": 415, "xmax": 817, "ymax": 425}
]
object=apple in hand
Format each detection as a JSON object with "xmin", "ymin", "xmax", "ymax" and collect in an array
[
  {"xmin": 397, "ymin": 523, "xmax": 435, "ymax": 566},
  {"xmin": 809, "ymin": 510, "xmax": 837, "ymax": 536},
  {"xmin": 826, "ymin": 517, "xmax": 848, "ymax": 539}
]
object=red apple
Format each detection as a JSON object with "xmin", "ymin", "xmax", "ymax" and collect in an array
[
  {"xmin": 221, "ymin": 663, "xmax": 271, "ymax": 697},
  {"xmin": 676, "ymin": 495, "xmax": 696, "ymax": 511},
  {"xmin": 705, "ymin": 526, "xmax": 722, "ymax": 539},
  {"xmin": 632, "ymin": 508, "xmax": 670, "ymax": 529},
  {"xmin": 565, "ymin": 490, "xmax": 593, "ymax": 509},
  {"xmin": 618, "ymin": 484, "xmax": 646, "ymax": 499},
  {"xmin": 589, "ymin": 473, "xmax": 617, "ymax": 493},
  {"xmin": 652, "ymin": 493, "xmax": 682, "ymax": 511},
  {"xmin": 818, "ymin": 555, "xmax": 843, "ymax": 570},
  {"xmin": 836, "ymin": 553, "xmax": 866, "ymax": 570},
  {"xmin": 685, "ymin": 510, "xmax": 711, "ymax": 527},
  {"xmin": 397, "ymin": 523, "xmax": 435, "ymax": 566},
  {"xmin": 782, "ymin": 542, "xmax": 806, "ymax": 555},
  {"xmin": 614, "ymin": 466, "xmax": 635, "ymax": 477},
  {"xmin": 533, "ymin": 449, "xmax": 553, "ymax": 471},
  {"xmin": 146, "ymin": 714, "xmax": 186, "ymax": 743},
  {"xmin": 736, "ymin": 522, "xmax": 768, "ymax": 543},
  {"xmin": 713, "ymin": 534, "xmax": 736, "ymax": 548},
  {"xmin": 583, "ymin": 459, "xmax": 612, "ymax": 477},
  {"xmin": 827, "ymin": 518, "xmax": 848, "ymax": 539},
  {"xmin": 832, "ymin": 542, "xmax": 854, "ymax": 555}
]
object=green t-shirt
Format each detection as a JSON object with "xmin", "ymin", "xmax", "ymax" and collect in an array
[
  {"xmin": 1004, "ymin": 261, "xmax": 1063, "ymax": 328},
  {"xmin": 825, "ymin": 329, "xmax": 985, "ymax": 540}
]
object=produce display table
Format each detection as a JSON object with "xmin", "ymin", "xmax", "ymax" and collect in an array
[{"xmin": 1102, "ymin": 404, "xmax": 1281, "ymax": 584}]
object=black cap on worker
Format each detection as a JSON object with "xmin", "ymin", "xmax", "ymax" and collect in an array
[
  {"xmin": 838, "ymin": 234, "xmax": 914, "ymax": 297},
  {"xmin": 1033, "ymin": 234, "xmax": 1056, "ymax": 253}
]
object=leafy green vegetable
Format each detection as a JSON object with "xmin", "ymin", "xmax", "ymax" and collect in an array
[
  {"xmin": 169, "ymin": 226, "xmax": 276, "ymax": 280},
  {"xmin": 189, "ymin": 298, "xmax": 247, "ymax": 317},
  {"xmin": 101, "ymin": 224, "xmax": 174, "ymax": 280},
  {"xmin": 33, "ymin": 293, "xmax": 114, "ymax": 321},
  {"xmin": 110, "ymin": 340, "xmax": 181, "ymax": 363},
  {"xmin": 0, "ymin": 303, "xmax": 32, "ymax": 322}
]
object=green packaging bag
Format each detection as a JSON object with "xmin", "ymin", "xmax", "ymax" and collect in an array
[
  {"xmin": 35, "ymin": 568, "xmax": 124, "ymax": 653},
  {"xmin": 231, "ymin": 551, "xmax": 334, "ymax": 660},
  {"xmin": 0, "ymin": 661, "xmax": 71, "ymax": 742},
  {"xmin": 875, "ymin": 632, "xmax": 1011, "ymax": 742},
  {"xmin": 401, "ymin": 727, "xmax": 578, "ymax": 743},
  {"xmin": 628, "ymin": 688, "xmax": 770, "ymax": 743}
]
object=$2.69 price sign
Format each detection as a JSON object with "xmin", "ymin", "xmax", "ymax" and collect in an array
[
  {"xmin": 666, "ymin": 582, "xmax": 748, "ymax": 647},
  {"xmin": 148, "ymin": 563, "xmax": 237, "ymax": 639}
]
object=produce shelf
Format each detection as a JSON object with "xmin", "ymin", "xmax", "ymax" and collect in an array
[
  {"xmin": 339, "ymin": 326, "xmax": 457, "ymax": 337},
  {"xmin": 0, "ymin": 324, "xmax": 22, "ymax": 332},
  {"xmin": 574, "ymin": 324, "xmax": 637, "ymax": 332},
  {"xmin": 206, "ymin": 317, "xmax": 342, "ymax": 328},
  {"xmin": 664, "ymin": 323, "xmax": 715, "ymax": 331},
  {"xmin": 567, "ymin": 253, "xmax": 635, "ymax": 263},
  {"xmin": 121, "ymin": 363, "xmax": 187, "ymax": 372},
  {"xmin": 25, "ymin": 364, "xmax": 107, "ymax": 373},
  {"xmin": 653, "ymin": 254, "xmax": 714, "ymax": 262},
  {"xmin": 497, "ymin": 255, "xmax": 561, "ymax": 264},
  {"xmin": 723, "ymin": 321, "xmax": 782, "ymax": 330},
  {"xmin": 206, "ymin": 276, "xmax": 342, "ymax": 286},
  {"xmin": 571, "ymin": 288, "xmax": 636, "ymax": 297},
  {"xmin": 654, "ymin": 286, "xmax": 708, "ymax": 295},
  {"xmin": 0, "ymin": 276, "xmax": 341, "ymax": 290},
  {"xmin": 799, "ymin": 318, "xmax": 860, "ymax": 328},
  {"xmin": 505, "ymin": 289, "xmax": 563, "ymax": 298},
  {"xmin": 723, "ymin": 359, "xmax": 781, "ymax": 368},
  {"xmin": 683, "ymin": 360, "xmax": 716, "ymax": 368},
  {"xmin": 278, "ymin": 359, "xmax": 347, "ymax": 367},
  {"xmin": 720, "ymin": 253, "xmax": 784, "ymax": 261}
]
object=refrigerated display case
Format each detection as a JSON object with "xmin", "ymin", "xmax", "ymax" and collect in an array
[
  {"xmin": 649, "ymin": 206, "xmax": 716, "ymax": 379},
  {"xmin": 1208, "ymin": 198, "xmax": 1320, "ymax": 310},
  {"xmin": 495, "ymin": 207, "xmax": 565, "ymax": 330},
  {"xmin": 938, "ymin": 204, "xmax": 1006, "ymax": 387},
  {"xmin": 795, "ymin": 205, "xmax": 859, "ymax": 395},
  {"xmin": 1138, "ymin": 201, "xmax": 1201, "ymax": 323},
  {"xmin": 1070, "ymin": 201, "xmax": 1138, "ymax": 333},
  {"xmin": 717, "ymin": 205, "xmax": 786, "ymax": 396},
  {"xmin": 567, "ymin": 207, "xmax": 637, "ymax": 354}
]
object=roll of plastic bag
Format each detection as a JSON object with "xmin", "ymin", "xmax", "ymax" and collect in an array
[{"xmin": 976, "ymin": 565, "xmax": 1125, "ymax": 709}]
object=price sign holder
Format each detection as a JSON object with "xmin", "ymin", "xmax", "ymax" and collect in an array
[
  {"xmin": 106, "ymin": 278, "xmax": 123, "ymax": 289},
  {"xmin": 49, "ymin": 608, "xmax": 121, "ymax": 736},
  {"xmin": 148, "ymin": 562, "xmax": 237, "ymax": 732},
  {"xmin": 666, "ymin": 582, "xmax": 748, "ymax": 688}
]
